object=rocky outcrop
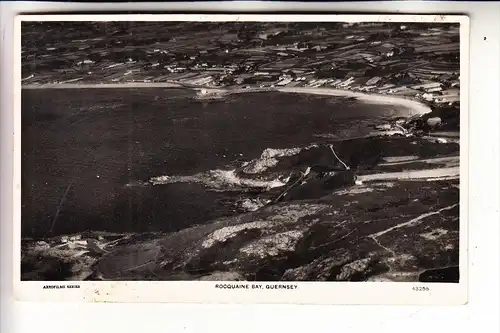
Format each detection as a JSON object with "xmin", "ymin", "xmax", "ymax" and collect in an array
[
  {"xmin": 21, "ymin": 127, "xmax": 461, "ymax": 282},
  {"xmin": 403, "ymin": 104, "xmax": 460, "ymax": 133},
  {"xmin": 87, "ymin": 121, "xmax": 460, "ymax": 282},
  {"xmin": 86, "ymin": 176, "xmax": 458, "ymax": 282}
]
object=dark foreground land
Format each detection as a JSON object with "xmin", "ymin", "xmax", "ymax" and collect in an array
[{"xmin": 21, "ymin": 21, "xmax": 461, "ymax": 282}]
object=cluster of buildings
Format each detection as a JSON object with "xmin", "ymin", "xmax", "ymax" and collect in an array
[{"xmin": 21, "ymin": 22, "xmax": 460, "ymax": 105}]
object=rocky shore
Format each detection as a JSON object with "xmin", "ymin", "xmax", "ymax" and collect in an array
[
  {"xmin": 21, "ymin": 21, "xmax": 460, "ymax": 282},
  {"xmin": 21, "ymin": 112, "xmax": 460, "ymax": 282}
]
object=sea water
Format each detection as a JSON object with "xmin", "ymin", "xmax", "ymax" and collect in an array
[{"xmin": 21, "ymin": 88, "xmax": 415, "ymax": 237}]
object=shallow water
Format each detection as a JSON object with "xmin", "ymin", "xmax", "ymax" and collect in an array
[{"xmin": 22, "ymin": 88, "xmax": 415, "ymax": 237}]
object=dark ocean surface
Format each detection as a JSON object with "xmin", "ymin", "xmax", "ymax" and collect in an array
[{"xmin": 22, "ymin": 88, "xmax": 412, "ymax": 238}]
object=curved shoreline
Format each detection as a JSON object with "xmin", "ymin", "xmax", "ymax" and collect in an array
[
  {"xmin": 275, "ymin": 86, "xmax": 432, "ymax": 116},
  {"xmin": 22, "ymin": 82, "xmax": 433, "ymax": 117}
]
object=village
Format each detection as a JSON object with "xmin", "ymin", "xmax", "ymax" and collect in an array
[{"xmin": 21, "ymin": 22, "xmax": 460, "ymax": 106}]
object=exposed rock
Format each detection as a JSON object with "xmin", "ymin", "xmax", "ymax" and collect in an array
[
  {"xmin": 22, "ymin": 123, "xmax": 460, "ymax": 282},
  {"xmin": 276, "ymin": 170, "xmax": 357, "ymax": 202},
  {"xmin": 336, "ymin": 257, "xmax": 389, "ymax": 281},
  {"xmin": 239, "ymin": 230, "xmax": 305, "ymax": 258},
  {"xmin": 21, "ymin": 248, "xmax": 96, "ymax": 281},
  {"xmin": 427, "ymin": 117, "xmax": 442, "ymax": 128},
  {"xmin": 197, "ymin": 271, "xmax": 246, "ymax": 281},
  {"xmin": 21, "ymin": 99, "xmax": 460, "ymax": 282},
  {"xmin": 281, "ymin": 249, "xmax": 355, "ymax": 281},
  {"xmin": 238, "ymin": 197, "xmax": 271, "ymax": 212},
  {"xmin": 403, "ymin": 104, "xmax": 459, "ymax": 133},
  {"xmin": 86, "ymin": 239, "xmax": 109, "ymax": 255},
  {"xmin": 83, "ymin": 178, "xmax": 459, "ymax": 281},
  {"xmin": 239, "ymin": 147, "xmax": 304, "ymax": 175}
]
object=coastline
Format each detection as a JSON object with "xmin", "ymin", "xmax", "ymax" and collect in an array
[
  {"xmin": 19, "ymin": 22, "xmax": 461, "ymax": 283},
  {"xmin": 20, "ymin": 84, "xmax": 460, "ymax": 282},
  {"xmin": 21, "ymin": 81, "xmax": 433, "ymax": 118}
]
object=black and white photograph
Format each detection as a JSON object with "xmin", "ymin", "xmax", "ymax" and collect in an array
[{"xmin": 17, "ymin": 15, "xmax": 466, "ymax": 295}]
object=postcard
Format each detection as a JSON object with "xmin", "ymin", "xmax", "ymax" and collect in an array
[{"xmin": 14, "ymin": 14, "xmax": 469, "ymax": 304}]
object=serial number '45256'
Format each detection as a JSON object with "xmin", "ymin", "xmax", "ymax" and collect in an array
[{"xmin": 412, "ymin": 286, "xmax": 431, "ymax": 292}]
